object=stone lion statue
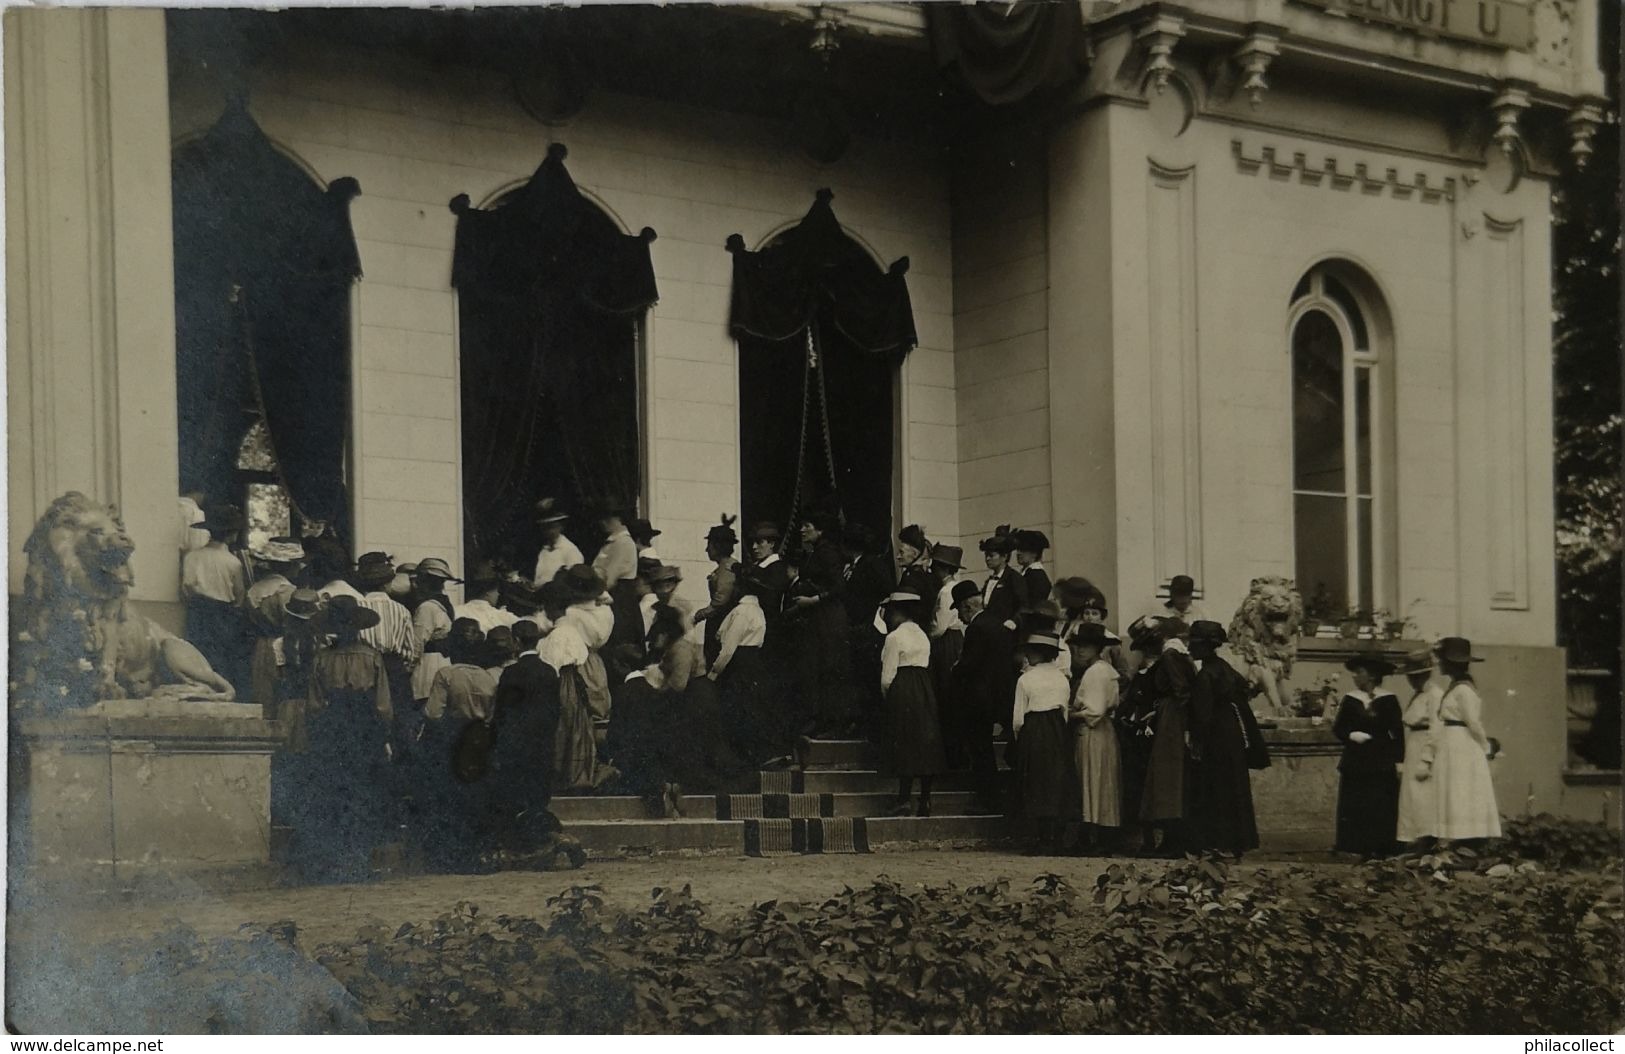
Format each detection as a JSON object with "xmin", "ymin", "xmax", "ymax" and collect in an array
[
  {"xmin": 1226, "ymin": 575, "xmax": 1305, "ymax": 716},
  {"xmin": 12, "ymin": 491, "xmax": 232, "ymax": 712}
]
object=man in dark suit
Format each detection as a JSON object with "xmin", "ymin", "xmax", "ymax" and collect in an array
[
  {"xmin": 950, "ymin": 582, "xmax": 1017, "ymax": 814},
  {"xmin": 978, "ymin": 526, "xmax": 1029, "ymax": 630},
  {"xmin": 489, "ymin": 619, "xmax": 583, "ymax": 869}
]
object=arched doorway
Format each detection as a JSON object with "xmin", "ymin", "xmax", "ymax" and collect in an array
[
  {"xmin": 171, "ymin": 98, "xmax": 362, "ymax": 543},
  {"xmin": 449, "ymin": 144, "xmax": 658, "ymax": 573},
  {"xmin": 728, "ymin": 190, "xmax": 916, "ymax": 544}
]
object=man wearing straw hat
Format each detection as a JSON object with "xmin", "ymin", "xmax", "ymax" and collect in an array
[
  {"xmin": 244, "ymin": 536, "xmax": 306, "ymax": 715},
  {"xmin": 531, "ymin": 498, "xmax": 583, "ymax": 590},
  {"xmin": 182, "ymin": 503, "xmax": 251, "ymax": 694},
  {"xmin": 410, "ymin": 557, "xmax": 464, "ymax": 705}
]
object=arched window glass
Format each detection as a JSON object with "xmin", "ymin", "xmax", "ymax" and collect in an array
[
  {"xmin": 1290, "ymin": 266, "xmax": 1385, "ymax": 622},
  {"xmin": 236, "ymin": 417, "xmax": 291, "ymax": 553}
]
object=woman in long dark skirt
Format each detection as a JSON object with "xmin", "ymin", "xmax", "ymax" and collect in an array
[
  {"xmin": 1333, "ymin": 654, "xmax": 1404, "ymax": 858},
  {"xmin": 289, "ymin": 596, "xmax": 393, "ymax": 883},
  {"xmin": 710, "ymin": 570, "xmax": 773, "ymax": 764},
  {"xmin": 1138, "ymin": 618, "xmax": 1196, "ymax": 857},
  {"xmin": 1185, "ymin": 620, "xmax": 1265, "ymax": 858},
  {"xmin": 1012, "ymin": 625, "xmax": 1073, "ymax": 854},
  {"xmin": 880, "ymin": 590, "xmax": 948, "ymax": 816}
]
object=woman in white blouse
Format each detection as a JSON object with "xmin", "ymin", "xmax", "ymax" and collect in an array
[
  {"xmin": 880, "ymin": 591, "xmax": 949, "ymax": 816},
  {"xmin": 1067, "ymin": 621, "xmax": 1122, "ymax": 853},
  {"xmin": 710, "ymin": 570, "xmax": 771, "ymax": 765},
  {"xmin": 1012, "ymin": 626, "xmax": 1074, "ymax": 855},
  {"xmin": 1430, "ymin": 637, "xmax": 1502, "ymax": 842}
]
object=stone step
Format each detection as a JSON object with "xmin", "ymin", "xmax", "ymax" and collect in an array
[
  {"xmin": 795, "ymin": 737, "xmax": 1008, "ymax": 771},
  {"xmin": 759, "ymin": 768, "xmax": 1006, "ymax": 795},
  {"xmin": 551, "ymin": 789, "xmax": 989, "ymax": 823},
  {"xmin": 566, "ymin": 811, "xmax": 1015, "ymax": 859}
]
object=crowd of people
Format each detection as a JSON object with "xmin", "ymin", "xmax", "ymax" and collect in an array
[{"xmin": 177, "ymin": 492, "xmax": 1501, "ymax": 876}]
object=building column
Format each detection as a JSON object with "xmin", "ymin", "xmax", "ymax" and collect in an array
[
  {"xmin": 5, "ymin": 8, "xmax": 181, "ymax": 615},
  {"xmin": 1046, "ymin": 103, "xmax": 1122, "ymax": 607}
]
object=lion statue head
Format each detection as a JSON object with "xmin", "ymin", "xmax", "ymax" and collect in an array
[
  {"xmin": 23, "ymin": 491, "xmax": 136, "ymax": 609},
  {"xmin": 1227, "ymin": 575, "xmax": 1305, "ymax": 668}
]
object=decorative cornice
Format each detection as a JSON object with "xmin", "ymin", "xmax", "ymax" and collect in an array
[{"xmin": 1231, "ymin": 138, "xmax": 1457, "ymax": 203}]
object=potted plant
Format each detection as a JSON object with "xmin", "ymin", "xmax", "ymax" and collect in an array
[
  {"xmin": 1292, "ymin": 675, "xmax": 1341, "ymax": 723},
  {"xmin": 1338, "ymin": 607, "xmax": 1365, "ymax": 640}
]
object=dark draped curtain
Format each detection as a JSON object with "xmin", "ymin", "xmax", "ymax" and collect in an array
[
  {"xmin": 729, "ymin": 190, "xmax": 913, "ymax": 543},
  {"xmin": 450, "ymin": 143, "xmax": 657, "ymax": 568},
  {"xmin": 172, "ymin": 98, "xmax": 361, "ymax": 533},
  {"xmin": 926, "ymin": 1, "xmax": 1088, "ymax": 107},
  {"xmin": 726, "ymin": 188, "xmax": 915, "ymax": 356}
]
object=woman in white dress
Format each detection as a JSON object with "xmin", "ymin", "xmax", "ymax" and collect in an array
[
  {"xmin": 1067, "ymin": 621, "xmax": 1121, "ymax": 853},
  {"xmin": 1394, "ymin": 647, "xmax": 1442, "ymax": 845},
  {"xmin": 1429, "ymin": 636, "xmax": 1502, "ymax": 842}
]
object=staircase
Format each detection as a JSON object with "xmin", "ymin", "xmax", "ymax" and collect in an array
[{"xmin": 556, "ymin": 738, "xmax": 1013, "ymax": 858}]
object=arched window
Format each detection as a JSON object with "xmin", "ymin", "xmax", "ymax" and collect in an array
[
  {"xmin": 236, "ymin": 418, "xmax": 292, "ymax": 554},
  {"xmin": 1289, "ymin": 266, "xmax": 1391, "ymax": 622}
]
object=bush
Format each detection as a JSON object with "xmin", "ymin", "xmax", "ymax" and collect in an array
[
  {"xmin": 1081, "ymin": 857, "xmax": 1623, "ymax": 1033},
  {"xmin": 307, "ymin": 863, "xmax": 1623, "ymax": 1034},
  {"xmin": 1499, "ymin": 814, "xmax": 1622, "ymax": 871}
]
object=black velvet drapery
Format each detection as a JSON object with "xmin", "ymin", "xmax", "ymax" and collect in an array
[
  {"xmin": 729, "ymin": 191, "xmax": 912, "ymax": 542},
  {"xmin": 726, "ymin": 188, "xmax": 916, "ymax": 358},
  {"xmin": 173, "ymin": 98, "xmax": 362, "ymax": 532},
  {"xmin": 450, "ymin": 143, "xmax": 657, "ymax": 568},
  {"xmin": 926, "ymin": 1, "xmax": 1088, "ymax": 108}
]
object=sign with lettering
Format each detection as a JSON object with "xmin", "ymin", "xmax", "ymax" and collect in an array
[{"xmin": 1299, "ymin": 0, "xmax": 1534, "ymax": 51}]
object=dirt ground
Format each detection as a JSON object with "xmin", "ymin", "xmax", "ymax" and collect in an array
[{"xmin": 8, "ymin": 846, "xmax": 1336, "ymax": 954}]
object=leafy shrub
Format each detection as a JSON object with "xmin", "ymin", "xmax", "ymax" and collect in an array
[
  {"xmin": 307, "ymin": 863, "xmax": 1622, "ymax": 1034},
  {"xmin": 1080, "ymin": 856, "xmax": 1623, "ymax": 1033},
  {"xmin": 1499, "ymin": 814, "xmax": 1622, "ymax": 870}
]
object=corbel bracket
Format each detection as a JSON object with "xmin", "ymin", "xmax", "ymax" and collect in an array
[
  {"xmin": 1489, "ymin": 83, "xmax": 1531, "ymax": 158},
  {"xmin": 1233, "ymin": 26, "xmax": 1282, "ymax": 109},
  {"xmin": 1134, "ymin": 13, "xmax": 1186, "ymax": 95},
  {"xmin": 1565, "ymin": 97, "xmax": 1607, "ymax": 170}
]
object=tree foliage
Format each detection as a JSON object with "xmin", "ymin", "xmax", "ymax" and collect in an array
[{"xmin": 1552, "ymin": 1, "xmax": 1622, "ymax": 678}]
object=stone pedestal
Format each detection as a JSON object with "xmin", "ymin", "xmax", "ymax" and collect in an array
[
  {"xmin": 10, "ymin": 699, "xmax": 282, "ymax": 881},
  {"xmin": 1254, "ymin": 719, "xmax": 1342, "ymax": 852}
]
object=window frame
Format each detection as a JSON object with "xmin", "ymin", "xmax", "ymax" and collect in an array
[{"xmin": 1287, "ymin": 268, "xmax": 1386, "ymax": 618}]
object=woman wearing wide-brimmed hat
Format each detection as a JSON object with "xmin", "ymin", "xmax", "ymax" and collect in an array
[
  {"xmin": 895, "ymin": 524, "xmax": 936, "ymax": 599},
  {"xmin": 409, "ymin": 557, "xmax": 463, "ymax": 704},
  {"xmin": 1136, "ymin": 617, "xmax": 1198, "ymax": 857},
  {"xmin": 541, "ymin": 564, "xmax": 615, "ymax": 793},
  {"xmin": 880, "ymin": 590, "xmax": 949, "ymax": 816},
  {"xmin": 1012, "ymin": 621, "xmax": 1073, "ymax": 854},
  {"xmin": 1394, "ymin": 647, "xmax": 1442, "ymax": 845},
  {"xmin": 1333, "ymin": 653, "xmax": 1404, "ymax": 858},
  {"xmin": 1185, "ymin": 621, "xmax": 1265, "ymax": 858},
  {"xmin": 1066, "ymin": 621, "xmax": 1122, "ymax": 853},
  {"xmin": 293, "ymin": 595, "xmax": 393, "ymax": 881},
  {"xmin": 1012, "ymin": 529, "xmax": 1053, "ymax": 612},
  {"xmin": 1430, "ymin": 637, "xmax": 1501, "ymax": 842}
]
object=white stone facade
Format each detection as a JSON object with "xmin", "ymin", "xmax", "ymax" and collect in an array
[{"xmin": 6, "ymin": 0, "xmax": 1604, "ymax": 646}]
